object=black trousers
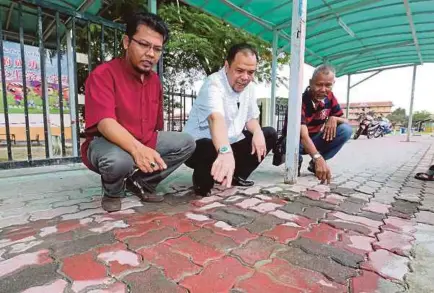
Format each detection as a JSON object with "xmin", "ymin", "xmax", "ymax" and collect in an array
[{"xmin": 185, "ymin": 127, "xmax": 277, "ymax": 192}]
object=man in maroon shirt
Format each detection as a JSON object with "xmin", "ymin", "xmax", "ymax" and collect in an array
[{"xmin": 82, "ymin": 12, "xmax": 196, "ymax": 212}]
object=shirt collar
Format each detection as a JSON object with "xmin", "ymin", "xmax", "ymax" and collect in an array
[{"xmin": 219, "ymin": 67, "xmax": 235, "ymax": 94}]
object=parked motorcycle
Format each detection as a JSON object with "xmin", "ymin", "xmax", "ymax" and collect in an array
[
  {"xmin": 373, "ymin": 117, "xmax": 392, "ymax": 138},
  {"xmin": 353, "ymin": 113, "xmax": 380, "ymax": 139}
]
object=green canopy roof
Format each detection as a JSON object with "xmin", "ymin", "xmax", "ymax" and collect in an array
[{"xmin": 182, "ymin": 0, "xmax": 434, "ymax": 76}]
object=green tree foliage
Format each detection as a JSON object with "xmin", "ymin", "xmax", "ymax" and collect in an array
[
  {"xmin": 75, "ymin": 0, "xmax": 289, "ymax": 93},
  {"xmin": 412, "ymin": 110, "xmax": 433, "ymax": 123},
  {"xmin": 387, "ymin": 108, "xmax": 407, "ymax": 126}
]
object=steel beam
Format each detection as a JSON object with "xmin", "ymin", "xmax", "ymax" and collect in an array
[
  {"xmin": 284, "ymin": 0, "xmax": 307, "ymax": 184},
  {"xmin": 403, "ymin": 0, "xmax": 423, "ymax": 64},
  {"xmin": 350, "ymin": 70, "xmax": 382, "ymax": 89},
  {"xmin": 406, "ymin": 65, "xmax": 417, "ymax": 142},
  {"xmin": 270, "ymin": 30, "xmax": 279, "ymax": 128},
  {"xmin": 6, "ymin": 2, "xmax": 16, "ymax": 30},
  {"xmin": 345, "ymin": 75, "xmax": 351, "ymax": 118}
]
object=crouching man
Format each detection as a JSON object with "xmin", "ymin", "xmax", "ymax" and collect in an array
[
  {"xmin": 183, "ymin": 43, "xmax": 277, "ymax": 196},
  {"xmin": 81, "ymin": 12, "xmax": 195, "ymax": 212},
  {"xmin": 282, "ymin": 64, "xmax": 353, "ymax": 183}
]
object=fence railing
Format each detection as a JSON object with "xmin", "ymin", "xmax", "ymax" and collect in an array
[
  {"xmin": 0, "ymin": 0, "xmax": 124, "ymax": 169},
  {"xmin": 164, "ymin": 89, "xmax": 196, "ymax": 132},
  {"xmin": 276, "ymin": 103, "xmax": 288, "ymax": 135}
]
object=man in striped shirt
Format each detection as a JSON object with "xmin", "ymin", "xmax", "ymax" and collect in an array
[{"xmin": 283, "ymin": 64, "xmax": 352, "ymax": 183}]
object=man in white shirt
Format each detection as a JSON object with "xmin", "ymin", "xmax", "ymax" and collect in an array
[{"xmin": 184, "ymin": 43, "xmax": 278, "ymax": 196}]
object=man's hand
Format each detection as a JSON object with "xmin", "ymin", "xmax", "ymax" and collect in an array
[
  {"xmin": 322, "ymin": 116, "xmax": 338, "ymax": 142},
  {"xmin": 251, "ymin": 130, "xmax": 266, "ymax": 162},
  {"xmin": 131, "ymin": 144, "xmax": 167, "ymax": 173},
  {"xmin": 211, "ymin": 153, "xmax": 235, "ymax": 188},
  {"xmin": 314, "ymin": 157, "xmax": 332, "ymax": 184}
]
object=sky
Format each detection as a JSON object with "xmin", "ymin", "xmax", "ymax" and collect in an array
[{"xmin": 253, "ymin": 63, "xmax": 434, "ymax": 114}]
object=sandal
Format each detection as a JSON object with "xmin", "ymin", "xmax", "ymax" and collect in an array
[{"xmin": 414, "ymin": 165, "xmax": 434, "ymax": 181}]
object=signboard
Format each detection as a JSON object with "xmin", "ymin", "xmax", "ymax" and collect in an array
[{"xmin": 0, "ymin": 41, "xmax": 69, "ymax": 114}]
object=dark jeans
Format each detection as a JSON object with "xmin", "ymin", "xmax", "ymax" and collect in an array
[
  {"xmin": 185, "ymin": 127, "xmax": 277, "ymax": 192},
  {"xmin": 87, "ymin": 132, "xmax": 196, "ymax": 197},
  {"xmin": 300, "ymin": 123, "xmax": 353, "ymax": 162}
]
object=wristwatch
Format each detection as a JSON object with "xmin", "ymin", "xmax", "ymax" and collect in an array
[
  {"xmin": 218, "ymin": 145, "xmax": 232, "ymax": 154},
  {"xmin": 312, "ymin": 153, "xmax": 322, "ymax": 161}
]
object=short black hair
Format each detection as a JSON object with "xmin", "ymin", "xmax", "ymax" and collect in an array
[
  {"xmin": 226, "ymin": 43, "xmax": 259, "ymax": 65},
  {"xmin": 125, "ymin": 11, "xmax": 169, "ymax": 44}
]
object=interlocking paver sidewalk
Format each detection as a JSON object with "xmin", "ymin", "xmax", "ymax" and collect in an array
[{"xmin": 0, "ymin": 135, "xmax": 433, "ymax": 292}]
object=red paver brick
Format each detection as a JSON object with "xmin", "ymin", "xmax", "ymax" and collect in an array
[
  {"xmin": 191, "ymin": 196, "xmax": 223, "ymax": 207},
  {"xmin": 114, "ymin": 222, "xmax": 162, "ymax": 241},
  {"xmin": 373, "ymin": 230, "xmax": 414, "ymax": 256},
  {"xmin": 204, "ymin": 222, "xmax": 258, "ymax": 244},
  {"xmin": 96, "ymin": 243, "xmax": 145, "ymax": 277},
  {"xmin": 0, "ymin": 250, "xmax": 52, "ymax": 278},
  {"xmin": 235, "ymin": 272, "xmax": 303, "ymax": 293},
  {"xmin": 127, "ymin": 212, "xmax": 168, "ymax": 225},
  {"xmin": 351, "ymin": 270, "xmax": 405, "ymax": 293},
  {"xmin": 56, "ymin": 220, "xmax": 83, "ymax": 233},
  {"xmin": 164, "ymin": 236, "xmax": 224, "ymax": 266},
  {"xmin": 332, "ymin": 231, "xmax": 375, "ymax": 255},
  {"xmin": 324, "ymin": 211, "xmax": 382, "ymax": 237},
  {"xmin": 187, "ymin": 228, "xmax": 239, "ymax": 252},
  {"xmin": 362, "ymin": 202, "xmax": 391, "ymax": 214},
  {"xmin": 250, "ymin": 202, "xmax": 283, "ymax": 214},
  {"xmin": 304, "ymin": 190, "xmax": 323, "ymax": 200},
  {"xmin": 195, "ymin": 202, "xmax": 226, "ymax": 211},
  {"xmin": 138, "ymin": 243, "xmax": 201, "ymax": 282},
  {"xmin": 259, "ymin": 258, "xmax": 346, "ymax": 293},
  {"xmin": 5, "ymin": 227, "xmax": 37, "ymax": 241},
  {"xmin": 382, "ymin": 216, "xmax": 416, "ymax": 235},
  {"xmin": 62, "ymin": 252, "xmax": 107, "ymax": 281},
  {"xmin": 217, "ymin": 187, "xmax": 238, "ymax": 198},
  {"xmin": 123, "ymin": 267, "xmax": 187, "ymax": 293},
  {"xmin": 156, "ymin": 215, "xmax": 200, "ymax": 233},
  {"xmin": 361, "ymin": 249, "xmax": 410, "ymax": 281},
  {"xmin": 184, "ymin": 212, "xmax": 215, "ymax": 227},
  {"xmin": 322, "ymin": 193, "xmax": 346, "ymax": 205},
  {"xmin": 126, "ymin": 227, "xmax": 181, "ymax": 250},
  {"xmin": 269, "ymin": 210, "xmax": 314, "ymax": 228},
  {"xmin": 21, "ymin": 279, "xmax": 69, "ymax": 293},
  {"xmin": 235, "ymin": 198, "xmax": 263, "ymax": 209},
  {"xmin": 231, "ymin": 237, "xmax": 282, "ymax": 266},
  {"xmin": 263, "ymin": 223, "xmax": 306, "ymax": 244},
  {"xmin": 299, "ymin": 223, "xmax": 342, "ymax": 244},
  {"xmin": 180, "ymin": 256, "xmax": 252, "ymax": 293}
]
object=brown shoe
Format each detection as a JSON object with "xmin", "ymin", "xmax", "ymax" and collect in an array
[{"xmin": 101, "ymin": 196, "xmax": 121, "ymax": 212}]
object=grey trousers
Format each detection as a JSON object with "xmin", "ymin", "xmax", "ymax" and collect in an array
[{"xmin": 87, "ymin": 132, "xmax": 196, "ymax": 197}]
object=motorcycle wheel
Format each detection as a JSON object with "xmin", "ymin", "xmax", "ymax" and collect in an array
[
  {"xmin": 374, "ymin": 129, "xmax": 382, "ymax": 138},
  {"xmin": 353, "ymin": 129, "xmax": 361, "ymax": 140}
]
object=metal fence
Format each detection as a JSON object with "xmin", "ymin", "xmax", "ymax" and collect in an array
[
  {"xmin": 164, "ymin": 89, "xmax": 196, "ymax": 132},
  {"xmin": 276, "ymin": 103, "xmax": 288, "ymax": 135},
  {"xmin": 0, "ymin": 0, "xmax": 124, "ymax": 169}
]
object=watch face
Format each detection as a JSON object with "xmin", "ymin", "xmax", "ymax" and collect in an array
[{"xmin": 220, "ymin": 146, "xmax": 229, "ymax": 153}]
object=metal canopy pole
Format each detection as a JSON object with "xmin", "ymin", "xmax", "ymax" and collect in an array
[
  {"xmin": 346, "ymin": 74, "xmax": 351, "ymax": 118},
  {"xmin": 66, "ymin": 27, "xmax": 79, "ymax": 157},
  {"xmin": 270, "ymin": 30, "xmax": 279, "ymax": 127},
  {"xmin": 148, "ymin": 0, "xmax": 157, "ymax": 13},
  {"xmin": 406, "ymin": 65, "xmax": 417, "ymax": 142},
  {"xmin": 284, "ymin": 0, "xmax": 307, "ymax": 184}
]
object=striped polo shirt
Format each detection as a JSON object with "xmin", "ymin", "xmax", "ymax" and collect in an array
[
  {"xmin": 301, "ymin": 88, "xmax": 343, "ymax": 134},
  {"xmin": 282, "ymin": 87, "xmax": 343, "ymax": 136}
]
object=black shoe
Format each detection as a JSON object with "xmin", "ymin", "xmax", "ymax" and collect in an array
[
  {"xmin": 298, "ymin": 157, "xmax": 303, "ymax": 177},
  {"xmin": 192, "ymin": 175, "xmax": 211, "ymax": 197},
  {"xmin": 307, "ymin": 160, "xmax": 316, "ymax": 174},
  {"xmin": 232, "ymin": 176, "xmax": 254, "ymax": 187}
]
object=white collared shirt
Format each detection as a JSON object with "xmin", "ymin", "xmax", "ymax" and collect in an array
[{"xmin": 184, "ymin": 68, "xmax": 260, "ymax": 143}]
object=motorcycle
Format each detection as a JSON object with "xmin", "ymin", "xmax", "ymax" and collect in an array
[
  {"xmin": 373, "ymin": 117, "xmax": 392, "ymax": 138},
  {"xmin": 353, "ymin": 113, "xmax": 380, "ymax": 139}
]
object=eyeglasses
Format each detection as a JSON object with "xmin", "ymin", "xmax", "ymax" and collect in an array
[{"xmin": 130, "ymin": 38, "xmax": 163, "ymax": 56}]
